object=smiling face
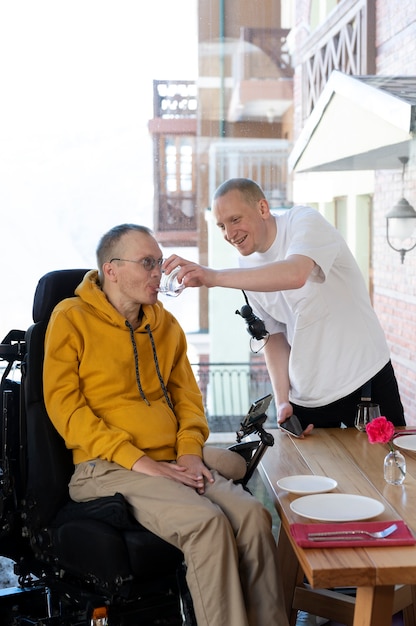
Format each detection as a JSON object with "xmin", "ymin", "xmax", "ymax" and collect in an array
[
  {"xmin": 213, "ymin": 189, "xmax": 276, "ymax": 255},
  {"xmin": 102, "ymin": 230, "xmax": 163, "ymax": 319}
]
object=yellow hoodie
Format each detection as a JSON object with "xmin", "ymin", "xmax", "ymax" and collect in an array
[{"xmin": 43, "ymin": 270, "xmax": 209, "ymax": 469}]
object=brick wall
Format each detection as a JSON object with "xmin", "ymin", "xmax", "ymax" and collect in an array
[
  {"xmin": 376, "ymin": 2, "xmax": 416, "ymax": 72},
  {"xmin": 372, "ymin": 2, "xmax": 416, "ymax": 423},
  {"xmin": 293, "ymin": 0, "xmax": 416, "ymax": 423}
]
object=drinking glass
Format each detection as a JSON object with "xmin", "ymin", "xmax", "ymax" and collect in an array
[
  {"xmin": 158, "ymin": 267, "xmax": 185, "ymax": 297},
  {"xmin": 354, "ymin": 402, "xmax": 381, "ymax": 431}
]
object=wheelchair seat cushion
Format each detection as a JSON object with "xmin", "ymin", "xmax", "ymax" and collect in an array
[
  {"xmin": 52, "ymin": 493, "xmax": 139, "ymax": 531},
  {"xmin": 52, "ymin": 517, "xmax": 183, "ymax": 587}
]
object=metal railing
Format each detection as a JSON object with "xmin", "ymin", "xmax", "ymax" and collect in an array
[
  {"xmin": 209, "ymin": 138, "xmax": 292, "ymax": 209},
  {"xmin": 191, "ymin": 362, "xmax": 276, "ymax": 432},
  {"xmin": 0, "ymin": 359, "xmax": 276, "ymax": 435},
  {"xmin": 153, "ymin": 80, "xmax": 197, "ymax": 119}
]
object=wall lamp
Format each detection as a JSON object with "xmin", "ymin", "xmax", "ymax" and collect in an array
[{"xmin": 386, "ymin": 157, "xmax": 416, "ymax": 264}]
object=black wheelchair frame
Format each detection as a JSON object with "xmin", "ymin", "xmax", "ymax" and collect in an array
[{"xmin": 0, "ymin": 270, "xmax": 275, "ymax": 626}]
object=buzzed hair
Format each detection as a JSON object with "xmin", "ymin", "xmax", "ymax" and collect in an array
[
  {"xmin": 96, "ymin": 224, "xmax": 153, "ymax": 281},
  {"xmin": 213, "ymin": 178, "xmax": 266, "ymax": 206}
]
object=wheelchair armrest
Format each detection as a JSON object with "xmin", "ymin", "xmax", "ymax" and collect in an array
[
  {"xmin": 228, "ymin": 432, "xmax": 274, "ymax": 487},
  {"xmin": 228, "ymin": 440, "xmax": 261, "ymax": 463}
]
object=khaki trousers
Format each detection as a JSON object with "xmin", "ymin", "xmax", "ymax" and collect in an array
[{"xmin": 69, "ymin": 460, "xmax": 289, "ymax": 626}]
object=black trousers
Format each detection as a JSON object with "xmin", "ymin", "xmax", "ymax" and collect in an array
[{"xmin": 291, "ymin": 361, "xmax": 405, "ymax": 429}]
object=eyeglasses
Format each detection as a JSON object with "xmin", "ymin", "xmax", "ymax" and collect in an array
[{"xmin": 109, "ymin": 257, "xmax": 164, "ymax": 271}]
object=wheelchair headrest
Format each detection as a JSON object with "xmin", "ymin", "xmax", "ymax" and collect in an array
[{"xmin": 33, "ymin": 269, "xmax": 90, "ymax": 323}]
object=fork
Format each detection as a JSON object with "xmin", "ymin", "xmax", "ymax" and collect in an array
[{"xmin": 308, "ymin": 523, "xmax": 398, "ymax": 541}]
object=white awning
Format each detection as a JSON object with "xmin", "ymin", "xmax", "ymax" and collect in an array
[{"xmin": 289, "ymin": 71, "xmax": 416, "ymax": 173}]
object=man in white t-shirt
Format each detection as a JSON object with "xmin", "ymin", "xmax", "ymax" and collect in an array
[{"xmin": 164, "ymin": 178, "xmax": 405, "ymax": 430}]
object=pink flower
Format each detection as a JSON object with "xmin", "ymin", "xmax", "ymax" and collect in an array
[
  {"xmin": 366, "ymin": 416, "xmax": 406, "ymax": 480},
  {"xmin": 365, "ymin": 416, "xmax": 395, "ymax": 445}
]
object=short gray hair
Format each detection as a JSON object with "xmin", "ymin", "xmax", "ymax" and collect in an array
[{"xmin": 96, "ymin": 224, "xmax": 153, "ymax": 282}]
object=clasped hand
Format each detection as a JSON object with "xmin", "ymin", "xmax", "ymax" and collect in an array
[{"xmin": 132, "ymin": 454, "xmax": 214, "ymax": 494}]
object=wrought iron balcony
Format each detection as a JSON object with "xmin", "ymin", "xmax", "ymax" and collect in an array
[{"xmin": 191, "ymin": 361, "xmax": 276, "ymax": 433}]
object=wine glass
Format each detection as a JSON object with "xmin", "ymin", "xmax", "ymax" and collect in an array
[{"xmin": 354, "ymin": 402, "xmax": 381, "ymax": 431}]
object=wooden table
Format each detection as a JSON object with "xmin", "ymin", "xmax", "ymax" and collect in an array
[{"xmin": 257, "ymin": 427, "xmax": 416, "ymax": 626}]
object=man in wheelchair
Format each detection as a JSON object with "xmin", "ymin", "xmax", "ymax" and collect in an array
[{"xmin": 41, "ymin": 224, "xmax": 289, "ymax": 626}]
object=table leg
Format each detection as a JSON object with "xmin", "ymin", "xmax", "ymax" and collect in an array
[
  {"xmin": 353, "ymin": 586, "xmax": 395, "ymax": 626},
  {"xmin": 276, "ymin": 525, "xmax": 302, "ymax": 625},
  {"xmin": 402, "ymin": 585, "xmax": 416, "ymax": 626}
]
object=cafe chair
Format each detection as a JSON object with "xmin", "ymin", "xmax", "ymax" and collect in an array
[{"xmin": 0, "ymin": 268, "xmax": 275, "ymax": 625}]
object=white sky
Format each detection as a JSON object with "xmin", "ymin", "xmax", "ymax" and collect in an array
[{"xmin": 0, "ymin": 0, "xmax": 198, "ymax": 334}]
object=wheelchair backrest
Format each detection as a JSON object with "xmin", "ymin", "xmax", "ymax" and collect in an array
[{"xmin": 24, "ymin": 269, "xmax": 89, "ymax": 528}]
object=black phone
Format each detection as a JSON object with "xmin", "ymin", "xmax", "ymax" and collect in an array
[
  {"xmin": 241, "ymin": 394, "xmax": 273, "ymax": 427},
  {"xmin": 279, "ymin": 414, "xmax": 304, "ymax": 438}
]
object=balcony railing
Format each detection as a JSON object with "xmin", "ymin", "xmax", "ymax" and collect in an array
[
  {"xmin": 153, "ymin": 80, "xmax": 197, "ymax": 119},
  {"xmin": 209, "ymin": 138, "xmax": 292, "ymax": 209},
  {"xmin": 297, "ymin": 0, "xmax": 376, "ymax": 121},
  {"xmin": 0, "ymin": 360, "xmax": 275, "ymax": 435},
  {"xmin": 191, "ymin": 362, "xmax": 276, "ymax": 433}
]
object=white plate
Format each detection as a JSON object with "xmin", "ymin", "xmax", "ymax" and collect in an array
[
  {"xmin": 290, "ymin": 493, "xmax": 385, "ymax": 522},
  {"xmin": 394, "ymin": 435, "xmax": 416, "ymax": 451},
  {"xmin": 277, "ymin": 475, "xmax": 337, "ymax": 495}
]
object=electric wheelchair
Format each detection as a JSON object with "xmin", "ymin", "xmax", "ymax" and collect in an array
[{"xmin": 0, "ymin": 269, "xmax": 274, "ymax": 625}]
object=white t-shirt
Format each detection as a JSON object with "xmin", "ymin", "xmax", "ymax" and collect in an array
[{"xmin": 239, "ymin": 206, "xmax": 390, "ymax": 407}]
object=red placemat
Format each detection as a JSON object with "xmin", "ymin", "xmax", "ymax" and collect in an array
[{"xmin": 290, "ymin": 520, "xmax": 416, "ymax": 548}]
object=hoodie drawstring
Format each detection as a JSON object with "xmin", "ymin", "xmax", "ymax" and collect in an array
[
  {"xmin": 145, "ymin": 324, "xmax": 175, "ymax": 412},
  {"xmin": 125, "ymin": 320, "xmax": 174, "ymax": 412}
]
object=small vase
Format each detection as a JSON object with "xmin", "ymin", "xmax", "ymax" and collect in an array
[{"xmin": 384, "ymin": 450, "xmax": 406, "ymax": 485}]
